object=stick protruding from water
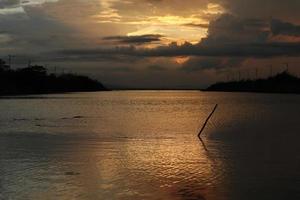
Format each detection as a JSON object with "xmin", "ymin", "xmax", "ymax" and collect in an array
[{"xmin": 198, "ymin": 104, "xmax": 218, "ymax": 138}]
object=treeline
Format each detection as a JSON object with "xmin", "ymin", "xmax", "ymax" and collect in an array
[
  {"xmin": 205, "ymin": 71, "xmax": 300, "ymax": 94},
  {"xmin": 0, "ymin": 59, "xmax": 107, "ymax": 95}
]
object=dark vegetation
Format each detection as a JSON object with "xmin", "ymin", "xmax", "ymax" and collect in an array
[
  {"xmin": 0, "ymin": 59, "xmax": 107, "ymax": 95},
  {"xmin": 205, "ymin": 71, "xmax": 300, "ymax": 94}
]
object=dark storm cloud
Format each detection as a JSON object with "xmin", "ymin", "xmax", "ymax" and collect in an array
[
  {"xmin": 2, "ymin": 0, "xmax": 300, "ymax": 80},
  {"xmin": 182, "ymin": 23, "xmax": 210, "ymax": 29},
  {"xmin": 99, "ymin": 66, "xmax": 135, "ymax": 73},
  {"xmin": 0, "ymin": 0, "xmax": 19, "ymax": 8},
  {"xmin": 0, "ymin": 0, "xmax": 60, "ymax": 10},
  {"xmin": 181, "ymin": 57, "xmax": 243, "ymax": 72},
  {"xmin": 271, "ymin": 19, "xmax": 300, "ymax": 36},
  {"xmin": 54, "ymin": 41, "xmax": 300, "ymax": 60},
  {"xmin": 0, "ymin": 6, "xmax": 79, "ymax": 55},
  {"xmin": 102, "ymin": 34, "xmax": 163, "ymax": 45},
  {"xmin": 221, "ymin": 0, "xmax": 300, "ymax": 21},
  {"xmin": 201, "ymin": 14, "xmax": 269, "ymax": 45},
  {"xmin": 182, "ymin": 57, "xmax": 222, "ymax": 71},
  {"xmin": 53, "ymin": 14, "xmax": 300, "ymax": 61},
  {"xmin": 147, "ymin": 65, "xmax": 167, "ymax": 71}
]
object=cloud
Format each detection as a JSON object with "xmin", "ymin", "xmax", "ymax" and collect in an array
[
  {"xmin": 271, "ymin": 19, "xmax": 300, "ymax": 36},
  {"xmin": 221, "ymin": 0, "xmax": 300, "ymax": 22},
  {"xmin": 147, "ymin": 64, "xmax": 166, "ymax": 71},
  {"xmin": 52, "ymin": 41, "xmax": 300, "ymax": 61},
  {"xmin": 0, "ymin": 0, "xmax": 60, "ymax": 16},
  {"xmin": 50, "ymin": 14, "xmax": 300, "ymax": 62},
  {"xmin": 2, "ymin": 0, "xmax": 300, "ymax": 89},
  {"xmin": 92, "ymin": 0, "xmax": 223, "ymax": 43},
  {"xmin": 181, "ymin": 57, "xmax": 244, "ymax": 72},
  {"xmin": 0, "ymin": 0, "xmax": 20, "ymax": 8},
  {"xmin": 0, "ymin": 32, "xmax": 13, "ymax": 43},
  {"xmin": 183, "ymin": 23, "xmax": 210, "ymax": 29},
  {"xmin": 99, "ymin": 65, "xmax": 135, "ymax": 73},
  {"xmin": 201, "ymin": 14, "xmax": 269, "ymax": 46},
  {"xmin": 21, "ymin": 0, "xmax": 60, "ymax": 6},
  {"xmin": 102, "ymin": 34, "xmax": 163, "ymax": 45},
  {"xmin": 0, "ymin": 3, "xmax": 25, "ymax": 15},
  {"xmin": 0, "ymin": 5, "xmax": 77, "ymax": 55}
]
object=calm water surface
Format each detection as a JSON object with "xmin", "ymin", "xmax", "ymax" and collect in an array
[{"xmin": 0, "ymin": 91, "xmax": 300, "ymax": 200}]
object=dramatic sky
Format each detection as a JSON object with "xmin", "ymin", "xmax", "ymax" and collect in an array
[{"xmin": 1, "ymin": 0, "xmax": 300, "ymax": 88}]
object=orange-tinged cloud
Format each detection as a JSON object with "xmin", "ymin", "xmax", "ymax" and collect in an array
[{"xmin": 174, "ymin": 56, "xmax": 190, "ymax": 64}]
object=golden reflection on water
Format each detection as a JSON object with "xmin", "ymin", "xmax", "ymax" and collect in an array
[
  {"xmin": 1, "ymin": 91, "xmax": 300, "ymax": 200},
  {"xmin": 57, "ymin": 137, "xmax": 228, "ymax": 200},
  {"xmin": 121, "ymin": 139, "xmax": 226, "ymax": 199}
]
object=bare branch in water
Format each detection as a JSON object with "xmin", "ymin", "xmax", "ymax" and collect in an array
[{"xmin": 198, "ymin": 104, "xmax": 218, "ymax": 138}]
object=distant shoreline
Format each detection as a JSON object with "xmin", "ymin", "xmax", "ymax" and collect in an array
[
  {"xmin": 204, "ymin": 71, "xmax": 300, "ymax": 95},
  {"xmin": 0, "ymin": 59, "xmax": 108, "ymax": 96}
]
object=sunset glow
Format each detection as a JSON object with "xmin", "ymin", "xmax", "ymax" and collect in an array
[
  {"xmin": 1, "ymin": 0, "xmax": 300, "ymax": 88},
  {"xmin": 1, "ymin": 1, "xmax": 300, "ymax": 200}
]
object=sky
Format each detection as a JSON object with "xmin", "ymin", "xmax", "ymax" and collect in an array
[{"xmin": 1, "ymin": 0, "xmax": 300, "ymax": 88}]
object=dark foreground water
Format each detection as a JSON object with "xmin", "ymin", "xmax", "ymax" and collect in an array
[{"xmin": 0, "ymin": 91, "xmax": 300, "ymax": 200}]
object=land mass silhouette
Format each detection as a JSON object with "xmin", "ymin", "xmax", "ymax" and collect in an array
[
  {"xmin": 0, "ymin": 59, "xmax": 107, "ymax": 96},
  {"xmin": 205, "ymin": 71, "xmax": 300, "ymax": 94}
]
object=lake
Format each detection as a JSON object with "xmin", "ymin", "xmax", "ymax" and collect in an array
[{"xmin": 0, "ymin": 91, "xmax": 300, "ymax": 200}]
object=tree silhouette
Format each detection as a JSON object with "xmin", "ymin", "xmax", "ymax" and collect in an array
[{"xmin": 0, "ymin": 60, "xmax": 107, "ymax": 95}]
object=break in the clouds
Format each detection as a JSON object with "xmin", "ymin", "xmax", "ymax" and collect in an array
[
  {"xmin": 1, "ymin": 0, "xmax": 300, "ymax": 88},
  {"xmin": 0, "ymin": 0, "xmax": 59, "ymax": 14}
]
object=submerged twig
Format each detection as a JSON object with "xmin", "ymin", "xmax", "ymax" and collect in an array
[{"xmin": 198, "ymin": 104, "xmax": 218, "ymax": 138}]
